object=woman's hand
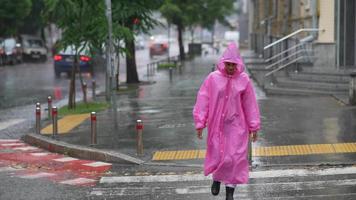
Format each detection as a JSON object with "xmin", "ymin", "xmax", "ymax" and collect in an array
[
  {"xmin": 196, "ymin": 129, "xmax": 203, "ymax": 139},
  {"xmin": 250, "ymin": 131, "xmax": 258, "ymax": 142}
]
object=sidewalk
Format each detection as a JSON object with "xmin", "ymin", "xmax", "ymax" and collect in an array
[{"xmin": 30, "ymin": 52, "xmax": 356, "ymax": 167}]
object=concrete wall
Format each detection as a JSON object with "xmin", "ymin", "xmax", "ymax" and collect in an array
[{"xmin": 313, "ymin": 43, "xmax": 336, "ymax": 69}]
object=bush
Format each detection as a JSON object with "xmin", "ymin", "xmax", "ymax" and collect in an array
[
  {"xmin": 58, "ymin": 102, "xmax": 109, "ymax": 116},
  {"xmin": 157, "ymin": 62, "xmax": 177, "ymax": 69}
]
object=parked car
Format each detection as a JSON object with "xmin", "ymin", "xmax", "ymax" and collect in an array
[
  {"xmin": 0, "ymin": 38, "xmax": 5, "ymax": 66},
  {"xmin": 149, "ymin": 35, "xmax": 169, "ymax": 57},
  {"xmin": 3, "ymin": 37, "xmax": 23, "ymax": 65},
  {"xmin": 53, "ymin": 45, "xmax": 93, "ymax": 78},
  {"xmin": 20, "ymin": 35, "xmax": 47, "ymax": 62}
]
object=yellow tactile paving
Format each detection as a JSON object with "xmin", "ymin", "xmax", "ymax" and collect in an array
[
  {"xmin": 152, "ymin": 142, "xmax": 356, "ymax": 161},
  {"xmin": 41, "ymin": 114, "xmax": 89, "ymax": 134}
]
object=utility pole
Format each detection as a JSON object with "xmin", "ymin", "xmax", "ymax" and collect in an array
[{"xmin": 105, "ymin": 0, "xmax": 118, "ymax": 131}]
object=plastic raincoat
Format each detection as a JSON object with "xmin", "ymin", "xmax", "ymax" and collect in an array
[{"xmin": 193, "ymin": 42, "xmax": 261, "ymax": 185}]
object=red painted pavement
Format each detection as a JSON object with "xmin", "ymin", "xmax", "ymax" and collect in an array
[{"xmin": 0, "ymin": 139, "xmax": 112, "ymax": 186}]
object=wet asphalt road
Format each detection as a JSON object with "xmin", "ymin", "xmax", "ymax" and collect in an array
[{"xmin": 0, "ymin": 42, "xmax": 181, "ymax": 139}]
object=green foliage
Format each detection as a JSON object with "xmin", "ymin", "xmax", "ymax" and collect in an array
[
  {"xmin": 0, "ymin": 0, "xmax": 32, "ymax": 36},
  {"xmin": 58, "ymin": 102, "xmax": 109, "ymax": 116},
  {"xmin": 200, "ymin": 0, "xmax": 235, "ymax": 30},
  {"xmin": 44, "ymin": 0, "xmax": 106, "ymax": 52},
  {"xmin": 157, "ymin": 62, "xmax": 177, "ymax": 69},
  {"xmin": 160, "ymin": 0, "xmax": 235, "ymax": 30}
]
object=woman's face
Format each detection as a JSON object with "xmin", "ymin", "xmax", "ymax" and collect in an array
[{"xmin": 224, "ymin": 62, "xmax": 237, "ymax": 75}]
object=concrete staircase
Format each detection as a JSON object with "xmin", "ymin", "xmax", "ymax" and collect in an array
[
  {"xmin": 265, "ymin": 71, "xmax": 350, "ymax": 96},
  {"xmin": 245, "ymin": 57, "xmax": 351, "ymax": 96}
]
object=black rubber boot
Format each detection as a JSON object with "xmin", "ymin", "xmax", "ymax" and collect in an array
[
  {"xmin": 211, "ymin": 181, "xmax": 221, "ymax": 196},
  {"xmin": 226, "ymin": 186, "xmax": 235, "ymax": 200}
]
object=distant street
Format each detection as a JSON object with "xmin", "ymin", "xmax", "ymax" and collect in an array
[{"xmin": 0, "ymin": 41, "xmax": 182, "ymax": 139}]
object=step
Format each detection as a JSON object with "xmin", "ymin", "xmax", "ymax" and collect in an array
[
  {"xmin": 244, "ymin": 58, "xmax": 266, "ymax": 65},
  {"xmin": 277, "ymin": 77, "xmax": 349, "ymax": 92},
  {"xmin": 246, "ymin": 64, "xmax": 269, "ymax": 71},
  {"xmin": 290, "ymin": 71, "xmax": 350, "ymax": 83},
  {"xmin": 265, "ymin": 85, "xmax": 347, "ymax": 96}
]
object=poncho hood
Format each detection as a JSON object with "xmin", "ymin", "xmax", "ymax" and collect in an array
[{"xmin": 217, "ymin": 42, "xmax": 245, "ymax": 77}]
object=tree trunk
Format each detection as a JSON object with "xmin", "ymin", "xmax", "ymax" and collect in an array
[
  {"xmin": 125, "ymin": 37, "xmax": 139, "ymax": 83},
  {"xmin": 177, "ymin": 22, "xmax": 185, "ymax": 61}
]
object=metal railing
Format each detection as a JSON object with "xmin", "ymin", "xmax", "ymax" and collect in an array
[
  {"xmin": 263, "ymin": 28, "xmax": 321, "ymax": 50},
  {"xmin": 262, "ymin": 28, "xmax": 321, "ymax": 77}
]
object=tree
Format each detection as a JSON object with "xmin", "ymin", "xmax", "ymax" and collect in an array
[
  {"xmin": 160, "ymin": 0, "xmax": 235, "ymax": 60},
  {"xmin": 111, "ymin": 0, "xmax": 161, "ymax": 83},
  {"xmin": 199, "ymin": 0, "xmax": 235, "ymax": 44},
  {"xmin": 160, "ymin": 0, "xmax": 188, "ymax": 61},
  {"xmin": 0, "ymin": 0, "xmax": 32, "ymax": 36},
  {"xmin": 44, "ymin": 0, "xmax": 108, "ymax": 109}
]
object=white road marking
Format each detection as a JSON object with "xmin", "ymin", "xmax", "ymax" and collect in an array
[
  {"xmin": 83, "ymin": 162, "xmax": 112, "ymax": 167},
  {"xmin": 53, "ymin": 157, "xmax": 79, "ymax": 162},
  {"xmin": 19, "ymin": 172, "xmax": 55, "ymax": 179},
  {"xmin": 175, "ymin": 179, "xmax": 356, "ymax": 194},
  {"xmin": 0, "ymin": 167, "xmax": 21, "ymax": 172},
  {"xmin": 13, "ymin": 147, "xmax": 38, "ymax": 151},
  {"xmin": 100, "ymin": 166, "xmax": 356, "ymax": 183},
  {"xmin": 60, "ymin": 178, "xmax": 96, "ymax": 185},
  {"xmin": 30, "ymin": 153, "xmax": 50, "ymax": 157},
  {"xmin": 0, "ymin": 119, "xmax": 26, "ymax": 131},
  {"xmin": 1, "ymin": 143, "xmax": 25, "ymax": 147},
  {"xmin": 0, "ymin": 139, "xmax": 20, "ymax": 143}
]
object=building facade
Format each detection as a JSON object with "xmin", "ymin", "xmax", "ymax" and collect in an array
[{"xmin": 249, "ymin": 0, "xmax": 355, "ymax": 70}]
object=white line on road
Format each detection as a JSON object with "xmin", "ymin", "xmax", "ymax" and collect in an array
[
  {"xmin": 0, "ymin": 167, "xmax": 22, "ymax": 172},
  {"xmin": 1, "ymin": 143, "xmax": 25, "ymax": 147},
  {"xmin": 0, "ymin": 139, "xmax": 20, "ymax": 143},
  {"xmin": 30, "ymin": 152, "xmax": 50, "ymax": 157},
  {"xmin": 19, "ymin": 172, "xmax": 56, "ymax": 179},
  {"xmin": 60, "ymin": 178, "xmax": 96, "ymax": 185},
  {"xmin": 175, "ymin": 179, "xmax": 356, "ymax": 194},
  {"xmin": 100, "ymin": 166, "xmax": 356, "ymax": 183},
  {"xmin": 13, "ymin": 147, "xmax": 38, "ymax": 151},
  {"xmin": 83, "ymin": 162, "xmax": 112, "ymax": 168},
  {"xmin": 53, "ymin": 157, "xmax": 78, "ymax": 162},
  {"xmin": 0, "ymin": 119, "xmax": 26, "ymax": 131}
]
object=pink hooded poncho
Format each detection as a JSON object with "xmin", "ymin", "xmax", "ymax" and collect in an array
[{"xmin": 193, "ymin": 42, "xmax": 261, "ymax": 184}]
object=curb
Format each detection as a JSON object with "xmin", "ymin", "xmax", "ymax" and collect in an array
[{"xmin": 23, "ymin": 133, "xmax": 144, "ymax": 165}]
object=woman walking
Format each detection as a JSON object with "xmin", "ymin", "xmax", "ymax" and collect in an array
[{"xmin": 193, "ymin": 42, "xmax": 261, "ymax": 200}]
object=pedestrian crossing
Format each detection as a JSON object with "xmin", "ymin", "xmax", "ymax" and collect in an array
[
  {"xmin": 0, "ymin": 139, "xmax": 112, "ymax": 187},
  {"xmin": 91, "ymin": 166, "xmax": 356, "ymax": 199}
]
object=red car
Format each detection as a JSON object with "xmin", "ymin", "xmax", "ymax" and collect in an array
[{"xmin": 149, "ymin": 42, "xmax": 168, "ymax": 58}]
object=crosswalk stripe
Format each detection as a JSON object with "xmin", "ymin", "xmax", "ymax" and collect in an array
[
  {"xmin": 30, "ymin": 153, "xmax": 50, "ymax": 157},
  {"xmin": 60, "ymin": 178, "xmax": 96, "ymax": 185},
  {"xmin": 83, "ymin": 162, "xmax": 112, "ymax": 167},
  {"xmin": 0, "ymin": 119, "xmax": 26, "ymax": 131},
  {"xmin": 53, "ymin": 157, "xmax": 78, "ymax": 162},
  {"xmin": 0, "ymin": 139, "xmax": 20, "ymax": 143},
  {"xmin": 1, "ymin": 143, "xmax": 25, "ymax": 147},
  {"xmin": 19, "ymin": 172, "xmax": 56, "ymax": 179},
  {"xmin": 0, "ymin": 167, "xmax": 21, "ymax": 172},
  {"xmin": 13, "ymin": 147, "xmax": 38, "ymax": 151},
  {"xmin": 100, "ymin": 167, "xmax": 356, "ymax": 184},
  {"xmin": 91, "ymin": 179, "xmax": 356, "ymax": 197}
]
